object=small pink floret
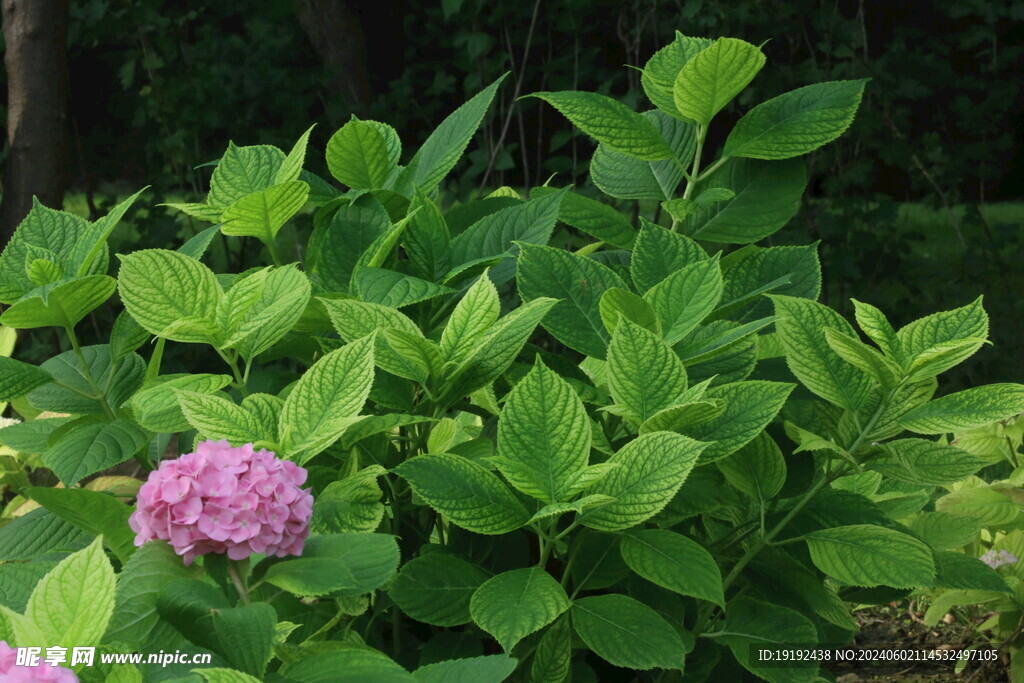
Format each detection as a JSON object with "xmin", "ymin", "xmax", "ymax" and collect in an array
[
  {"xmin": 0, "ymin": 642, "xmax": 78, "ymax": 682},
  {"xmin": 129, "ymin": 440, "xmax": 313, "ymax": 565}
]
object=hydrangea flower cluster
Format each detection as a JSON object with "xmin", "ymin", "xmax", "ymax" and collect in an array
[
  {"xmin": 130, "ymin": 440, "xmax": 313, "ymax": 565},
  {"xmin": 0, "ymin": 642, "xmax": 77, "ymax": 682},
  {"xmin": 980, "ymin": 549, "xmax": 1019, "ymax": 569}
]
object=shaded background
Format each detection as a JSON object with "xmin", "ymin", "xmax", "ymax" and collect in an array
[{"xmin": 1, "ymin": 0, "xmax": 1022, "ymax": 386}]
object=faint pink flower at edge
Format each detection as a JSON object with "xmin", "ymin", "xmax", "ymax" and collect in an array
[
  {"xmin": 0, "ymin": 642, "xmax": 78, "ymax": 682},
  {"xmin": 130, "ymin": 440, "xmax": 314, "ymax": 565}
]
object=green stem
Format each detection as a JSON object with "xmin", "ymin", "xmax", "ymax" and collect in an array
[
  {"xmin": 65, "ymin": 325, "xmax": 116, "ymax": 419},
  {"xmin": 146, "ymin": 337, "xmax": 166, "ymax": 382},
  {"xmin": 227, "ymin": 559, "xmax": 250, "ymax": 605},
  {"xmin": 216, "ymin": 348, "xmax": 248, "ymax": 396},
  {"xmin": 682, "ymin": 124, "xmax": 707, "ymax": 200},
  {"xmin": 696, "ymin": 155, "xmax": 730, "ymax": 182},
  {"xmin": 265, "ymin": 238, "xmax": 283, "ymax": 267}
]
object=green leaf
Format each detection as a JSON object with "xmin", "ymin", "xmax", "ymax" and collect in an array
[
  {"xmin": 1, "ymin": 275, "xmax": 117, "ymax": 329},
  {"xmin": 207, "ymin": 143, "xmax": 284, "ymax": 207},
  {"xmin": 309, "ymin": 194, "xmax": 391, "ymax": 292},
  {"xmin": 110, "ymin": 310, "xmax": 150, "ymax": 360},
  {"xmin": 220, "ymin": 181, "xmax": 309, "ymax": 245},
  {"xmin": 0, "ymin": 356, "xmax": 52, "ymax": 401},
  {"xmin": 852, "ymin": 299, "xmax": 899, "ymax": 358},
  {"xmin": 312, "ymin": 465, "xmax": 387, "ymax": 533},
  {"xmin": 530, "ymin": 91, "xmax": 674, "ymax": 160},
  {"xmin": 275, "ymin": 124, "xmax": 316, "ymax": 184},
  {"xmin": 935, "ymin": 487, "xmax": 1019, "ymax": 527},
  {"xmin": 380, "ymin": 328, "xmax": 442, "ymax": 385},
  {"xmin": 897, "ymin": 296, "xmax": 987, "ymax": 360},
  {"xmin": 327, "ymin": 118, "xmax": 400, "ymax": 190},
  {"xmin": 29, "ymin": 345, "xmax": 144, "ymax": 414},
  {"xmin": 643, "ymin": 257, "xmax": 723, "ymax": 344},
  {"xmin": 0, "ymin": 199, "xmax": 90, "ymax": 303},
  {"xmin": 0, "ymin": 417, "xmax": 72, "ymax": 453},
  {"xmin": 0, "ymin": 508, "xmax": 91, "ymax": 562},
  {"xmin": 621, "ymin": 529, "xmax": 723, "ymax": 606},
  {"xmin": 203, "ymin": 602, "xmax": 276, "ymax": 676},
  {"xmin": 282, "ymin": 648, "xmax": 413, "ymax": 682},
  {"xmin": 403, "ymin": 189, "xmax": 451, "ymax": 281},
  {"xmin": 716, "ymin": 431, "xmax": 786, "ymax": 501},
  {"xmin": 516, "ymin": 242, "xmax": 627, "ymax": 358},
  {"xmin": 723, "ymin": 79, "xmax": 868, "ymax": 159},
  {"xmin": 0, "ymin": 562, "xmax": 54, "ymax": 613},
  {"xmin": 899, "ymin": 384, "xmax": 1024, "ymax": 434},
  {"xmin": 413, "ymin": 656, "xmax": 518, "ymax": 683},
  {"xmin": 897, "ymin": 297, "xmax": 989, "ymax": 378},
  {"xmin": 395, "ymin": 454, "xmax": 530, "ymax": 534},
  {"xmin": 68, "ymin": 187, "xmax": 148, "ymax": 277},
  {"xmin": 530, "ymin": 617, "xmax": 571, "ymax": 683},
  {"xmin": 531, "ymin": 186, "xmax": 636, "ymax": 249},
  {"xmin": 177, "ymin": 391, "xmax": 266, "ymax": 445},
  {"xmin": 746, "ymin": 549, "xmax": 857, "ymax": 631},
  {"xmin": 23, "ymin": 536, "xmax": 115, "ymax": 648},
  {"xmin": 718, "ymin": 244, "xmax": 820, "ymax": 320},
  {"xmin": 118, "ymin": 249, "xmax": 222, "ymax": 344},
  {"xmin": 390, "ymin": 552, "xmax": 489, "ymax": 627},
  {"xmin": 26, "ymin": 486, "xmax": 136, "ymax": 562},
  {"xmin": 348, "ymin": 213, "xmax": 413, "ymax": 289},
  {"xmin": 131, "ymin": 373, "xmax": 232, "ymax": 433},
  {"xmin": 571, "ymin": 594, "xmax": 685, "ymax": 670},
  {"xmin": 395, "ymin": 75, "xmax": 506, "ymax": 193},
  {"xmin": 583, "ymin": 432, "xmax": 705, "ymax": 531},
  {"xmin": 194, "ymin": 669, "xmax": 262, "ymax": 683},
  {"xmin": 440, "ymin": 271, "xmax": 500, "ymax": 365},
  {"xmin": 641, "ymin": 32, "xmax": 714, "ymax": 119},
  {"xmin": 607, "ymin": 319, "xmax": 688, "ymax": 424},
  {"xmin": 933, "ymin": 552, "xmax": 1010, "ymax": 592},
  {"xmin": 439, "ymin": 298, "xmax": 556, "ymax": 403},
  {"xmin": 470, "ymin": 567, "xmax": 569, "ymax": 651},
  {"xmin": 599, "ymin": 287, "xmax": 660, "ymax": 336},
  {"xmin": 638, "ymin": 399, "xmax": 726, "ymax": 434},
  {"xmin": 264, "ymin": 533, "xmax": 399, "ymax": 597},
  {"xmin": 909, "ymin": 512, "xmax": 980, "ymax": 551},
  {"xmin": 44, "ymin": 417, "xmax": 148, "ymax": 485},
  {"xmin": 227, "ymin": 265, "xmax": 312, "ymax": 359},
  {"xmin": 673, "ymin": 38, "xmax": 765, "ymax": 125},
  {"xmin": 590, "ymin": 111, "xmax": 695, "ymax": 200},
  {"xmin": 321, "ymin": 298, "xmax": 435, "ymax": 382},
  {"xmin": 718, "ymin": 597, "xmax": 818, "ymax": 683},
  {"xmin": 355, "ymin": 267, "xmax": 454, "ymax": 308},
  {"xmin": 280, "ymin": 335, "xmax": 375, "ymax": 461},
  {"xmin": 106, "ymin": 541, "xmax": 196, "ymax": 650},
  {"xmin": 630, "ymin": 219, "xmax": 708, "ymax": 294},
  {"xmin": 682, "ymin": 158, "xmax": 807, "ymax": 244},
  {"xmin": 824, "ymin": 328, "xmax": 902, "ymax": 387},
  {"xmin": 450, "ymin": 191, "xmax": 563, "ymax": 284},
  {"xmin": 869, "ymin": 439, "xmax": 985, "ymax": 486},
  {"xmin": 806, "ymin": 524, "xmax": 935, "ymax": 588},
  {"xmin": 164, "ymin": 202, "xmax": 223, "ymax": 223},
  {"xmin": 680, "ymin": 380, "xmax": 794, "ymax": 464},
  {"xmin": 495, "ymin": 360, "xmax": 590, "ymax": 503},
  {"xmin": 771, "ymin": 294, "xmax": 873, "ymax": 411}
]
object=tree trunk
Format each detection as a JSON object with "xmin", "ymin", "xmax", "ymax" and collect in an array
[
  {"xmin": 293, "ymin": 0, "xmax": 371, "ymax": 112},
  {"xmin": 0, "ymin": 0, "xmax": 69, "ymax": 244}
]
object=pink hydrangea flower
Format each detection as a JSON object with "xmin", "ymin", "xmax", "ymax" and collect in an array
[
  {"xmin": 0, "ymin": 642, "xmax": 78, "ymax": 682},
  {"xmin": 980, "ymin": 549, "xmax": 1019, "ymax": 569},
  {"xmin": 130, "ymin": 440, "xmax": 314, "ymax": 565}
]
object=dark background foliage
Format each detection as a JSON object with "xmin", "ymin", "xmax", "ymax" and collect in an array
[{"xmin": 2, "ymin": 0, "xmax": 1023, "ymax": 384}]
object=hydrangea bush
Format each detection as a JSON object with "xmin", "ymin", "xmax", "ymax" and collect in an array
[{"xmin": 1, "ymin": 32, "xmax": 1023, "ymax": 682}]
